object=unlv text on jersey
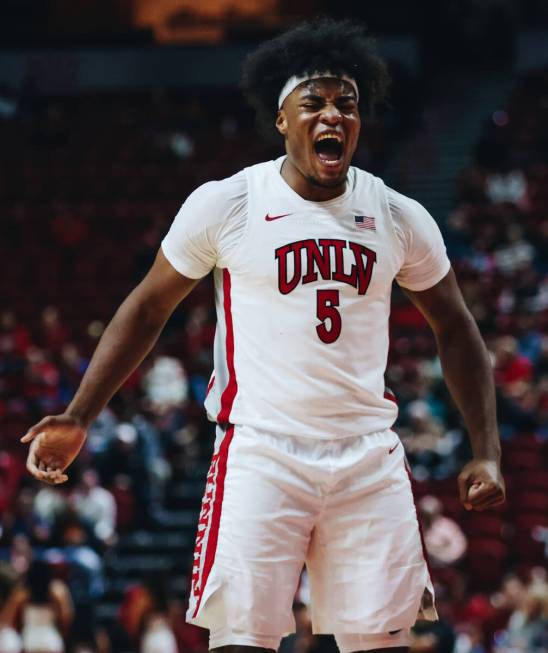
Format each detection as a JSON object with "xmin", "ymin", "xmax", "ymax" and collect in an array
[{"xmin": 275, "ymin": 238, "xmax": 377, "ymax": 295}]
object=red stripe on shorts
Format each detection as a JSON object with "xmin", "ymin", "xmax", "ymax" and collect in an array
[
  {"xmin": 192, "ymin": 424, "xmax": 235, "ymax": 618},
  {"xmin": 205, "ymin": 374, "xmax": 215, "ymax": 398},
  {"xmin": 217, "ymin": 269, "xmax": 238, "ymax": 423}
]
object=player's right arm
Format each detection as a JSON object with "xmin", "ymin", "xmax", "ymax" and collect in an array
[
  {"xmin": 21, "ymin": 249, "xmax": 199, "ymax": 484},
  {"xmin": 22, "ymin": 173, "xmax": 247, "ymax": 484}
]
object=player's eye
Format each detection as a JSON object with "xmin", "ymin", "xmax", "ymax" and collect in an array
[{"xmin": 338, "ymin": 101, "xmax": 357, "ymax": 113}]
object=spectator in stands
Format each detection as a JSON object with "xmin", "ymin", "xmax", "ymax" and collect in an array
[
  {"xmin": 0, "ymin": 452, "xmax": 24, "ymax": 519},
  {"xmin": 50, "ymin": 206, "xmax": 88, "ymax": 251},
  {"xmin": 7, "ymin": 559, "xmax": 73, "ymax": 653},
  {"xmin": 33, "ymin": 483, "xmax": 68, "ymax": 534},
  {"xmin": 400, "ymin": 400, "xmax": 463, "ymax": 480},
  {"xmin": 493, "ymin": 336, "xmax": 534, "ymax": 389},
  {"xmin": 44, "ymin": 511, "xmax": 106, "ymax": 652},
  {"xmin": 142, "ymin": 354, "xmax": 188, "ymax": 415},
  {"xmin": 97, "ymin": 423, "xmax": 145, "ymax": 492},
  {"xmin": 97, "ymin": 420, "xmax": 169, "ymax": 528},
  {"xmin": 168, "ymin": 423, "xmax": 203, "ymax": 477},
  {"xmin": 418, "ymin": 495, "xmax": 467, "ymax": 566},
  {"xmin": 39, "ymin": 307, "xmax": 70, "ymax": 354},
  {"xmin": 0, "ymin": 310, "xmax": 31, "ymax": 356},
  {"xmin": 58, "ymin": 344, "xmax": 89, "ymax": 406},
  {"xmin": 119, "ymin": 575, "xmax": 179, "ymax": 653},
  {"xmin": 69, "ymin": 468, "xmax": 117, "ymax": 547},
  {"xmin": 0, "ymin": 563, "xmax": 23, "ymax": 653},
  {"xmin": 411, "ymin": 618, "xmax": 456, "ymax": 653},
  {"xmin": 24, "ymin": 347, "xmax": 61, "ymax": 413},
  {"xmin": 494, "ymin": 225, "xmax": 536, "ymax": 276},
  {"xmin": 2, "ymin": 534, "xmax": 33, "ymax": 576},
  {"xmin": 453, "ymin": 621, "xmax": 486, "ymax": 653},
  {"xmin": 1, "ymin": 484, "xmax": 49, "ymax": 547},
  {"xmin": 486, "ymin": 170, "xmax": 526, "ymax": 205},
  {"xmin": 278, "ymin": 602, "xmax": 317, "ymax": 653},
  {"xmin": 494, "ymin": 578, "xmax": 548, "ymax": 652},
  {"xmin": 411, "ymin": 585, "xmax": 457, "ymax": 653}
]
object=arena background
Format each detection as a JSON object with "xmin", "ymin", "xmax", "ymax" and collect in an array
[{"xmin": 0, "ymin": 2, "xmax": 547, "ymax": 652}]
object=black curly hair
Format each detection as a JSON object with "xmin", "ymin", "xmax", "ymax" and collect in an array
[{"xmin": 241, "ymin": 17, "xmax": 390, "ymax": 139}]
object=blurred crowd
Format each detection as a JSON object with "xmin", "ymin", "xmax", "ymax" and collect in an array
[{"xmin": 1, "ymin": 62, "xmax": 547, "ymax": 652}]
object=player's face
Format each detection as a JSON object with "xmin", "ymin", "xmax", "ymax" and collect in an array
[{"xmin": 276, "ymin": 78, "xmax": 360, "ymax": 197}]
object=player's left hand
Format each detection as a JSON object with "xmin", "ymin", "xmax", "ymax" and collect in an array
[{"xmin": 458, "ymin": 459, "xmax": 505, "ymax": 511}]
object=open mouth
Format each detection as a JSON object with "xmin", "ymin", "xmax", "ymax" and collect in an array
[{"xmin": 314, "ymin": 134, "xmax": 344, "ymax": 166}]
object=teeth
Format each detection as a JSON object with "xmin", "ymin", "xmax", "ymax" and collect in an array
[{"xmin": 316, "ymin": 133, "xmax": 342, "ymax": 143}]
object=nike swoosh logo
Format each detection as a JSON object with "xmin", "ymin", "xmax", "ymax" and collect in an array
[
  {"xmin": 265, "ymin": 213, "xmax": 292, "ymax": 221},
  {"xmin": 388, "ymin": 442, "xmax": 400, "ymax": 455}
]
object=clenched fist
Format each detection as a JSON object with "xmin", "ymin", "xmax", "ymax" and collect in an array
[
  {"xmin": 458, "ymin": 459, "xmax": 505, "ymax": 511},
  {"xmin": 21, "ymin": 414, "xmax": 87, "ymax": 484}
]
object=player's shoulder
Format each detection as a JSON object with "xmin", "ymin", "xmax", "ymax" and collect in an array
[
  {"xmin": 181, "ymin": 169, "xmax": 249, "ymax": 227},
  {"xmin": 381, "ymin": 183, "xmax": 437, "ymax": 236},
  {"xmin": 348, "ymin": 165, "xmax": 404, "ymax": 214},
  {"xmin": 348, "ymin": 165, "xmax": 420, "ymax": 213},
  {"xmin": 349, "ymin": 164, "xmax": 383, "ymax": 189},
  {"xmin": 384, "ymin": 184, "xmax": 425, "ymax": 219},
  {"xmin": 190, "ymin": 168, "xmax": 248, "ymax": 206},
  {"xmin": 348, "ymin": 164, "xmax": 424, "ymax": 212},
  {"xmin": 189, "ymin": 160, "xmax": 278, "ymax": 205},
  {"xmin": 242, "ymin": 158, "xmax": 283, "ymax": 187}
]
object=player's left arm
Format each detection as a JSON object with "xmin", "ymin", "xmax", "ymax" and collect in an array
[{"xmin": 404, "ymin": 268, "xmax": 505, "ymax": 512}]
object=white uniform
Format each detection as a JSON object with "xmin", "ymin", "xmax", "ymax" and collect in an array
[
  {"xmin": 21, "ymin": 605, "xmax": 64, "ymax": 653},
  {"xmin": 162, "ymin": 157, "xmax": 449, "ymax": 651}
]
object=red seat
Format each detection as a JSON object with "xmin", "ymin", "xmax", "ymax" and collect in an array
[
  {"xmin": 510, "ymin": 532, "xmax": 545, "ymax": 564},
  {"xmin": 431, "ymin": 477, "xmax": 459, "ymax": 495},
  {"xmin": 509, "ymin": 471, "xmax": 548, "ymax": 494},
  {"xmin": 503, "ymin": 435, "xmax": 545, "ymax": 455},
  {"xmin": 466, "ymin": 538, "xmax": 508, "ymax": 590},
  {"xmin": 433, "ymin": 493, "xmax": 464, "ymax": 520},
  {"xmin": 513, "ymin": 512, "xmax": 548, "ymax": 532},
  {"xmin": 464, "ymin": 514, "xmax": 506, "ymax": 539},
  {"xmin": 503, "ymin": 450, "xmax": 544, "ymax": 472},
  {"xmin": 511, "ymin": 492, "xmax": 548, "ymax": 515}
]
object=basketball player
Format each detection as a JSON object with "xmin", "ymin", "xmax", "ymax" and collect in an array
[{"xmin": 22, "ymin": 18, "xmax": 505, "ymax": 653}]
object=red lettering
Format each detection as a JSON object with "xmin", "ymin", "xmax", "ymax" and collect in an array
[
  {"xmin": 302, "ymin": 240, "xmax": 332, "ymax": 284},
  {"xmin": 275, "ymin": 241, "xmax": 303, "ymax": 294},
  {"xmin": 330, "ymin": 239, "xmax": 358, "ymax": 289},
  {"xmin": 275, "ymin": 238, "xmax": 376, "ymax": 297},
  {"xmin": 316, "ymin": 289, "xmax": 342, "ymax": 343},
  {"xmin": 348, "ymin": 242, "xmax": 377, "ymax": 295}
]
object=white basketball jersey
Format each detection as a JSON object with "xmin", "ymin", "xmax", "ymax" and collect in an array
[{"xmin": 162, "ymin": 157, "xmax": 450, "ymax": 439}]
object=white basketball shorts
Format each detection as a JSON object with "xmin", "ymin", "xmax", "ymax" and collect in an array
[{"xmin": 187, "ymin": 424, "xmax": 436, "ymax": 652}]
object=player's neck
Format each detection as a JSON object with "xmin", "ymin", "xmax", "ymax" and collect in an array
[{"xmin": 280, "ymin": 158, "xmax": 347, "ymax": 202}]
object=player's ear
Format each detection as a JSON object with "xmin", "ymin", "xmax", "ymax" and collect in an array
[{"xmin": 276, "ymin": 109, "xmax": 287, "ymax": 136}]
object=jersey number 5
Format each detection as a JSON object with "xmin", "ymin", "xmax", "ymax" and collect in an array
[{"xmin": 316, "ymin": 289, "xmax": 341, "ymax": 344}]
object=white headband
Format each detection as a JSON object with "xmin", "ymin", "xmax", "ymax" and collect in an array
[{"xmin": 278, "ymin": 71, "xmax": 359, "ymax": 109}]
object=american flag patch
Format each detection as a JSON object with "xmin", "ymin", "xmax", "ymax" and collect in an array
[{"xmin": 355, "ymin": 215, "xmax": 376, "ymax": 231}]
